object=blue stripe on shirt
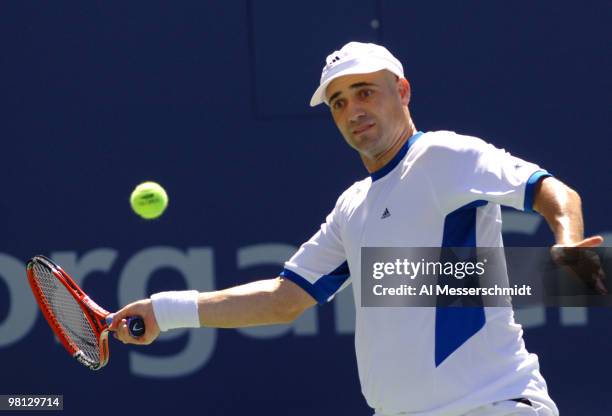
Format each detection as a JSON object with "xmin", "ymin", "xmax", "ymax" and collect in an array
[
  {"xmin": 436, "ymin": 200, "xmax": 487, "ymax": 366},
  {"xmin": 281, "ymin": 261, "xmax": 350, "ymax": 305},
  {"xmin": 523, "ymin": 170, "xmax": 552, "ymax": 212}
]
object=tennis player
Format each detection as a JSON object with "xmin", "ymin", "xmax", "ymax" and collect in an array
[{"xmin": 112, "ymin": 42, "xmax": 605, "ymax": 416}]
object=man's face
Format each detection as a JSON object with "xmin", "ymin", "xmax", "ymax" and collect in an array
[{"xmin": 326, "ymin": 70, "xmax": 409, "ymax": 160}]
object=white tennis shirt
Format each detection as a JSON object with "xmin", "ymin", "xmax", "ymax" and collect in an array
[{"xmin": 281, "ymin": 131, "xmax": 559, "ymax": 416}]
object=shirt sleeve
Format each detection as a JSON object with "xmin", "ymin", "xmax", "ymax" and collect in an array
[
  {"xmin": 280, "ymin": 192, "xmax": 351, "ymax": 305},
  {"xmin": 423, "ymin": 133, "xmax": 552, "ymax": 212}
]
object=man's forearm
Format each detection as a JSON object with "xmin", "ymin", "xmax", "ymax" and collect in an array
[
  {"xmin": 197, "ymin": 277, "xmax": 315, "ymax": 328},
  {"xmin": 533, "ymin": 177, "xmax": 584, "ymax": 244}
]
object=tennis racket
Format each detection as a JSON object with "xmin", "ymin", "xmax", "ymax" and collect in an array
[{"xmin": 26, "ymin": 255, "xmax": 145, "ymax": 370}]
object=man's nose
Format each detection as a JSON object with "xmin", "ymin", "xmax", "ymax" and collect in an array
[{"xmin": 348, "ymin": 102, "xmax": 367, "ymax": 124}]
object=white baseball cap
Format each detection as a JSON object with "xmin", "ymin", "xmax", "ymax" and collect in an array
[{"xmin": 310, "ymin": 41, "xmax": 404, "ymax": 107}]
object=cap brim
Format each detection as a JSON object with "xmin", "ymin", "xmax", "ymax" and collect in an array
[
  {"xmin": 309, "ymin": 60, "xmax": 399, "ymax": 107},
  {"xmin": 309, "ymin": 82, "xmax": 332, "ymax": 107}
]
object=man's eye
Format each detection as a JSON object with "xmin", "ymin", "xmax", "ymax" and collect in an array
[
  {"xmin": 360, "ymin": 89, "xmax": 373, "ymax": 98},
  {"xmin": 333, "ymin": 100, "xmax": 345, "ymax": 110}
]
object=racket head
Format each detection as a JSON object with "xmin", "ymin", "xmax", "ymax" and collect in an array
[{"xmin": 26, "ymin": 255, "xmax": 111, "ymax": 370}]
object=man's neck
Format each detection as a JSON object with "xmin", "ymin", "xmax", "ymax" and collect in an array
[{"xmin": 362, "ymin": 124, "xmax": 416, "ymax": 174}]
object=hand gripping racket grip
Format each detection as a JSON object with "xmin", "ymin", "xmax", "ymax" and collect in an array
[
  {"xmin": 106, "ymin": 315, "xmax": 146, "ymax": 338},
  {"xmin": 126, "ymin": 317, "xmax": 146, "ymax": 337}
]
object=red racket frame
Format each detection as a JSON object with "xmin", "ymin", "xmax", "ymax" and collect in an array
[{"xmin": 26, "ymin": 256, "xmax": 111, "ymax": 370}]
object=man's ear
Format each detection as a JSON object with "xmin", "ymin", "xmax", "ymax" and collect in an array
[{"xmin": 398, "ymin": 78, "xmax": 411, "ymax": 105}]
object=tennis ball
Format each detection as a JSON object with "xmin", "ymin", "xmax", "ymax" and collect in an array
[{"xmin": 130, "ymin": 181, "xmax": 168, "ymax": 219}]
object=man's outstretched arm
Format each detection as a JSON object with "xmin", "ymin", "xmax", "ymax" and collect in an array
[
  {"xmin": 533, "ymin": 176, "xmax": 603, "ymax": 247},
  {"xmin": 109, "ymin": 277, "xmax": 317, "ymax": 345},
  {"xmin": 533, "ymin": 176, "xmax": 606, "ymax": 293}
]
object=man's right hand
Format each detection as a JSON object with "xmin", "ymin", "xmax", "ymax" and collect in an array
[{"xmin": 109, "ymin": 299, "xmax": 161, "ymax": 345}]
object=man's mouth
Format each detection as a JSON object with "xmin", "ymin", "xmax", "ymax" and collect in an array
[{"xmin": 352, "ymin": 123, "xmax": 375, "ymax": 135}]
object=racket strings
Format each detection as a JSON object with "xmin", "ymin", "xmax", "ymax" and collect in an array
[{"xmin": 32, "ymin": 263, "xmax": 101, "ymax": 365}]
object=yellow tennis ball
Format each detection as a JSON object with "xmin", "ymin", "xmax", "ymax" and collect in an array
[{"xmin": 130, "ymin": 181, "xmax": 168, "ymax": 219}]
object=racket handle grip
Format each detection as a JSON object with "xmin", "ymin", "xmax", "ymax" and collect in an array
[
  {"xmin": 126, "ymin": 317, "xmax": 146, "ymax": 337},
  {"xmin": 106, "ymin": 314, "xmax": 146, "ymax": 338}
]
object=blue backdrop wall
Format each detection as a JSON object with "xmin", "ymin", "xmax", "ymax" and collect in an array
[{"xmin": 0, "ymin": 1, "xmax": 610, "ymax": 415}]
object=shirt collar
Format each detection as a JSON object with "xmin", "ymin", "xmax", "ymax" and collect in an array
[{"xmin": 370, "ymin": 131, "xmax": 424, "ymax": 182}]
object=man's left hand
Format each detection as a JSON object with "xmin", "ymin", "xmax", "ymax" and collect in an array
[{"xmin": 551, "ymin": 235, "xmax": 608, "ymax": 295}]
